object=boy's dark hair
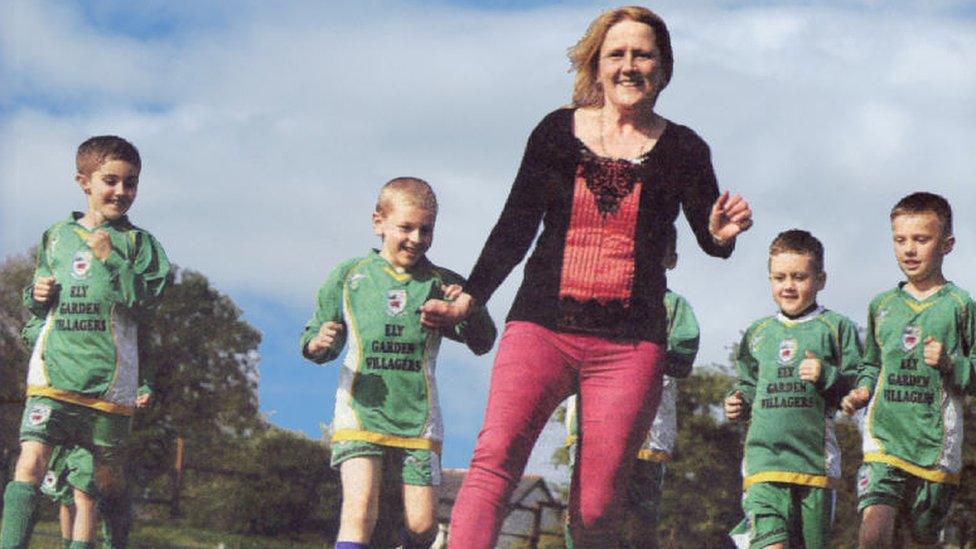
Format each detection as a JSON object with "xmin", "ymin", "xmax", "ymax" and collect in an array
[
  {"xmin": 76, "ymin": 136, "xmax": 141, "ymax": 177},
  {"xmin": 769, "ymin": 229, "xmax": 824, "ymax": 273},
  {"xmin": 890, "ymin": 192, "xmax": 953, "ymax": 237}
]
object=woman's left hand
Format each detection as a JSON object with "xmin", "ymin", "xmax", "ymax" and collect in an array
[
  {"xmin": 709, "ymin": 190, "xmax": 754, "ymax": 244},
  {"xmin": 420, "ymin": 292, "xmax": 475, "ymax": 329}
]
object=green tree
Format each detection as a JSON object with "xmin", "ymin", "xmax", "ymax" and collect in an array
[
  {"xmin": 130, "ymin": 267, "xmax": 264, "ymax": 485},
  {"xmin": 178, "ymin": 427, "xmax": 337, "ymax": 537},
  {"xmin": 0, "ymin": 250, "xmax": 36, "ymax": 486},
  {"xmin": 658, "ymin": 366, "xmax": 742, "ymax": 547}
]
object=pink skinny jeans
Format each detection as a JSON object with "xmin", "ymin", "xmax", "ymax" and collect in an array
[{"xmin": 448, "ymin": 321, "xmax": 664, "ymax": 548}]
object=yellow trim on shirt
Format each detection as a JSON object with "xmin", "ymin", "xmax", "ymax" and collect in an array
[
  {"xmin": 332, "ymin": 429, "xmax": 442, "ymax": 453},
  {"xmin": 26, "ymin": 386, "xmax": 134, "ymax": 416},
  {"xmin": 382, "ymin": 266, "xmax": 412, "ymax": 283},
  {"xmin": 743, "ymin": 471, "xmax": 840, "ymax": 490},
  {"xmin": 902, "ymin": 298, "xmax": 935, "ymax": 314},
  {"xmin": 863, "ymin": 452, "xmax": 960, "ymax": 485},
  {"xmin": 637, "ymin": 449, "xmax": 671, "ymax": 462}
]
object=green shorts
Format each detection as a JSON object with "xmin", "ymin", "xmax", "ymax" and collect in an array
[
  {"xmin": 331, "ymin": 440, "xmax": 441, "ymax": 486},
  {"xmin": 741, "ymin": 482, "xmax": 834, "ymax": 549},
  {"xmin": 40, "ymin": 446, "xmax": 96, "ymax": 504},
  {"xmin": 20, "ymin": 396, "xmax": 132, "ymax": 464},
  {"xmin": 856, "ymin": 462, "xmax": 957, "ymax": 544}
]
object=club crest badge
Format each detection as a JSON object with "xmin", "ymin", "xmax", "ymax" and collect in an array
[
  {"xmin": 857, "ymin": 466, "xmax": 871, "ymax": 495},
  {"xmin": 387, "ymin": 289, "xmax": 407, "ymax": 316},
  {"xmin": 72, "ymin": 250, "xmax": 93, "ymax": 279},
  {"xmin": 778, "ymin": 339, "xmax": 797, "ymax": 365},
  {"xmin": 27, "ymin": 403, "xmax": 51, "ymax": 426},
  {"xmin": 902, "ymin": 325, "xmax": 921, "ymax": 351},
  {"xmin": 42, "ymin": 471, "xmax": 57, "ymax": 490}
]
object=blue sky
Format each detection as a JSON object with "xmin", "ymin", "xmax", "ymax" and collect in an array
[{"xmin": 2, "ymin": 0, "xmax": 975, "ymax": 480}]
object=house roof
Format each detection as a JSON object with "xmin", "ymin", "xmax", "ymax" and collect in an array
[{"xmin": 437, "ymin": 468, "xmax": 560, "ymax": 522}]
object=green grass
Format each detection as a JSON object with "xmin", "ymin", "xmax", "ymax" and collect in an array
[{"xmin": 29, "ymin": 520, "xmax": 332, "ymax": 548}]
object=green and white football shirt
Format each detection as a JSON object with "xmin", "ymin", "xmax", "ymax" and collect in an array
[
  {"xmin": 857, "ymin": 282, "xmax": 976, "ymax": 484},
  {"xmin": 301, "ymin": 250, "xmax": 496, "ymax": 452},
  {"xmin": 24, "ymin": 213, "xmax": 170, "ymax": 415},
  {"xmin": 734, "ymin": 307, "xmax": 862, "ymax": 490}
]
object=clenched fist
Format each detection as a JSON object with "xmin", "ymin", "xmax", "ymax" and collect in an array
[
  {"xmin": 33, "ymin": 276, "xmax": 59, "ymax": 304},
  {"xmin": 308, "ymin": 321, "xmax": 344, "ymax": 355},
  {"xmin": 799, "ymin": 351, "xmax": 822, "ymax": 383},
  {"xmin": 86, "ymin": 230, "xmax": 113, "ymax": 261},
  {"xmin": 724, "ymin": 390, "xmax": 747, "ymax": 421}
]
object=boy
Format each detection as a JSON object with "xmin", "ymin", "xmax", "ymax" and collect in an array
[
  {"xmin": 25, "ymin": 316, "xmax": 150, "ymax": 549},
  {"xmin": 21, "ymin": 316, "xmax": 101, "ymax": 549},
  {"xmin": 563, "ymin": 228, "xmax": 700, "ymax": 548},
  {"xmin": 40, "ymin": 446, "xmax": 96, "ymax": 549},
  {"xmin": 725, "ymin": 229, "xmax": 862, "ymax": 549},
  {"xmin": 300, "ymin": 177, "xmax": 496, "ymax": 549},
  {"xmin": 842, "ymin": 192, "xmax": 975, "ymax": 547},
  {"xmin": 1, "ymin": 136, "xmax": 170, "ymax": 549}
]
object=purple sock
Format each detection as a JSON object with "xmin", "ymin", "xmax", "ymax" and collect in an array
[{"xmin": 334, "ymin": 542, "xmax": 368, "ymax": 549}]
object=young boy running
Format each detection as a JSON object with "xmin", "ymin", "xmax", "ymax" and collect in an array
[
  {"xmin": 725, "ymin": 229, "xmax": 862, "ymax": 549},
  {"xmin": 563, "ymin": 229, "xmax": 699, "ymax": 548},
  {"xmin": 300, "ymin": 177, "xmax": 496, "ymax": 549},
  {"xmin": 25, "ymin": 314, "xmax": 151, "ymax": 549},
  {"xmin": 41, "ymin": 446, "xmax": 95, "ymax": 549},
  {"xmin": 19, "ymin": 316, "xmax": 100, "ymax": 549},
  {"xmin": 1, "ymin": 136, "xmax": 170, "ymax": 549},
  {"xmin": 842, "ymin": 192, "xmax": 975, "ymax": 547}
]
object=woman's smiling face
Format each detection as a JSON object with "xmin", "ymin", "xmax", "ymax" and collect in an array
[{"xmin": 597, "ymin": 20, "xmax": 664, "ymax": 110}]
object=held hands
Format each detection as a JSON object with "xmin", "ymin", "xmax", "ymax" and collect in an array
[
  {"xmin": 441, "ymin": 284, "xmax": 463, "ymax": 301},
  {"xmin": 841, "ymin": 387, "xmax": 871, "ymax": 416},
  {"xmin": 724, "ymin": 390, "xmax": 746, "ymax": 421},
  {"xmin": 308, "ymin": 321, "xmax": 344, "ymax": 355},
  {"xmin": 923, "ymin": 336, "xmax": 952, "ymax": 373},
  {"xmin": 86, "ymin": 230, "xmax": 113, "ymax": 261},
  {"xmin": 33, "ymin": 276, "xmax": 59, "ymax": 304},
  {"xmin": 709, "ymin": 191, "xmax": 754, "ymax": 245},
  {"xmin": 799, "ymin": 351, "xmax": 822, "ymax": 383},
  {"xmin": 420, "ymin": 292, "xmax": 475, "ymax": 330}
]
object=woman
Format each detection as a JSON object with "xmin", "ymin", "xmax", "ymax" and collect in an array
[{"xmin": 425, "ymin": 6, "xmax": 752, "ymax": 547}]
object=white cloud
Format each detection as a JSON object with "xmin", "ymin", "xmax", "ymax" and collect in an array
[{"xmin": 2, "ymin": 0, "xmax": 975, "ymax": 475}]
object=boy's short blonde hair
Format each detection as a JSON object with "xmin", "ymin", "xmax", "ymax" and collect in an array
[
  {"xmin": 375, "ymin": 177, "xmax": 438, "ymax": 217},
  {"xmin": 76, "ymin": 135, "xmax": 141, "ymax": 177},
  {"xmin": 768, "ymin": 229, "xmax": 824, "ymax": 274},
  {"xmin": 890, "ymin": 192, "xmax": 953, "ymax": 237}
]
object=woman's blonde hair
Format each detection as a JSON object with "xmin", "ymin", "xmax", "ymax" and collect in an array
[{"xmin": 568, "ymin": 6, "xmax": 673, "ymax": 108}]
